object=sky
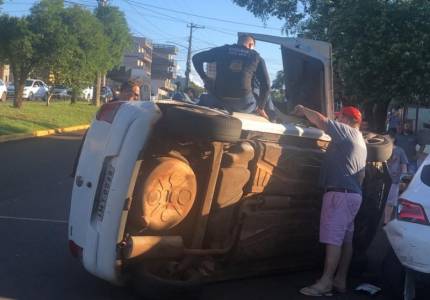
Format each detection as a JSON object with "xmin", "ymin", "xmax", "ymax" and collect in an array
[{"xmin": 1, "ymin": 0, "xmax": 288, "ymax": 85}]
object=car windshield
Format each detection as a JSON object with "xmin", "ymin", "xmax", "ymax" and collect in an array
[
  {"xmin": 25, "ymin": 80, "xmax": 34, "ymax": 87},
  {"xmin": 54, "ymin": 85, "xmax": 67, "ymax": 89}
]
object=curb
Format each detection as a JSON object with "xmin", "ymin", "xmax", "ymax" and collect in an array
[{"xmin": 0, "ymin": 124, "xmax": 90, "ymax": 144}]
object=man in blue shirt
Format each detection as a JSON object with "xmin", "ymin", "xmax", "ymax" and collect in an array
[
  {"xmin": 192, "ymin": 34, "xmax": 270, "ymax": 119},
  {"xmin": 294, "ymin": 105, "xmax": 367, "ymax": 297}
]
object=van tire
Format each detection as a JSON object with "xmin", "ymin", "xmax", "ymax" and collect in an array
[
  {"xmin": 417, "ymin": 129, "xmax": 430, "ymax": 146},
  {"xmin": 164, "ymin": 106, "xmax": 242, "ymax": 142},
  {"xmin": 365, "ymin": 134, "xmax": 393, "ymax": 162}
]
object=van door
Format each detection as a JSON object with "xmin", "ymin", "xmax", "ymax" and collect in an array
[{"xmin": 240, "ymin": 33, "xmax": 334, "ymax": 119}]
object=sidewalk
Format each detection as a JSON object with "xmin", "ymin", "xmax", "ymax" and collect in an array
[{"xmin": 0, "ymin": 124, "xmax": 89, "ymax": 143}]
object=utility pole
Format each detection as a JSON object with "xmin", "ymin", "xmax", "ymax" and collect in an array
[
  {"xmin": 185, "ymin": 23, "xmax": 204, "ymax": 89},
  {"xmin": 97, "ymin": 0, "xmax": 108, "ymax": 7}
]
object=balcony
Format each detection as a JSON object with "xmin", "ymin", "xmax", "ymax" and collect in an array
[{"xmin": 142, "ymin": 51, "xmax": 152, "ymax": 62}]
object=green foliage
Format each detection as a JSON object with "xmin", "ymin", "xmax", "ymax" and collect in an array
[
  {"xmin": 58, "ymin": 5, "xmax": 109, "ymax": 96},
  {"xmin": 271, "ymin": 70, "xmax": 284, "ymax": 90},
  {"xmin": 0, "ymin": 1, "xmax": 132, "ymax": 108},
  {"xmin": 271, "ymin": 70, "xmax": 285, "ymax": 103},
  {"xmin": 233, "ymin": 0, "xmax": 430, "ymax": 107},
  {"xmin": 0, "ymin": 15, "xmax": 38, "ymax": 107},
  {"xmin": 189, "ymin": 81, "xmax": 205, "ymax": 96},
  {"xmin": 95, "ymin": 5, "xmax": 132, "ymax": 71}
]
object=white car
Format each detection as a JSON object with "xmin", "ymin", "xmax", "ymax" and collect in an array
[
  {"xmin": 23, "ymin": 79, "xmax": 49, "ymax": 101},
  {"xmin": 68, "ymin": 34, "xmax": 392, "ymax": 297},
  {"xmin": 384, "ymin": 153, "xmax": 430, "ymax": 300},
  {"xmin": 0, "ymin": 79, "xmax": 7, "ymax": 102}
]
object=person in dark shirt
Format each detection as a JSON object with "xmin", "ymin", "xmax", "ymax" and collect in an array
[
  {"xmin": 396, "ymin": 122, "xmax": 419, "ymax": 173},
  {"xmin": 294, "ymin": 105, "xmax": 367, "ymax": 296},
  {"xmin": 192, "ymin": 34, "xmax": 270, "ymax": 118}
]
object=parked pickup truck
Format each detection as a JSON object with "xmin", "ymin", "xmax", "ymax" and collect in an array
[{"xmin": 68, "ymin": 33, "xmax": 392, "ymax": 298}]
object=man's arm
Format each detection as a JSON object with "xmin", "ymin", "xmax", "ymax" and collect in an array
[
  {"xmin": 255, "ymin": 57, "xmax": 270, "ymax": 109},
  {"xmin": 192, "ymin": 48, "xmax": 218, "ymax": 82},
  {"xmin": 293, "ymin": 105, "xmax": 328, "ymax": 131}
]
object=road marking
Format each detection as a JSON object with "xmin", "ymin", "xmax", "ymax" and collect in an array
[{"xmin": 0, "ymin": 216, "xmax": 67, "ymax": 224}]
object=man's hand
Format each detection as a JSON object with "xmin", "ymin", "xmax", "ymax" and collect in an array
[
  {"xmin": 256, "ymin": 107, "xmax": 269, "ymax": 120},
  {"xmin": 292, "ymin": 105, "xmax": 305, "ymax": 117},
  {"xmin": 291, "ymin": 104, "xmax": 328, "ymax": 131}
]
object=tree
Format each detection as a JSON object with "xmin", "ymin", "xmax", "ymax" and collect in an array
[
  {"xmin": 271, "ymin": 70, "xmax": 284, "ymax": 90},
  {"xmin": 57, "ymin": 5, "xmax": 109, "ymax": 104},
  {"xmin": 29, "ymin": 0, "xmax": 69, "ymax": 106},
  {"xmin": 0, "ymin": 16, "xmax": 34, "ymax": 107},
  {"xmin": 233, "ymin": 0, "xmax": 430, "ymax": 130},
  {"xmin": 0, "ymin": 0, "xmax": 67, "ymax": 108},
  {"xmin": 271, "ymin": 70, "xmax": 285, "ymax": 104},
  {"xmin": 93, "ymin": 5, "xmax": 132, "ymax": 106}
]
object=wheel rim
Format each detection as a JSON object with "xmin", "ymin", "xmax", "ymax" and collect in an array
[{"xmin": 141, "ymin": 158, "xmax": 197, "ymax": 231}]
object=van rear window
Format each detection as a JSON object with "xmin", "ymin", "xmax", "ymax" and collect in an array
[{"xmin": 421, "ymin": 165, "xmax": 430, "ymax": 187}]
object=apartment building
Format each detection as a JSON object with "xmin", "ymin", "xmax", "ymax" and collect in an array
[
  {"xmin": 109, "ymin": 36, "xmax": 153, "ymax": 100},
  {"xmin": 151, "ymin": 44, "xmax": 178, "ymax": 100}
]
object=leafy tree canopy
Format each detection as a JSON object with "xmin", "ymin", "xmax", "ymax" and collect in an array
[
  {"xmin": 95, "ymin": 5, "xmax": 132, "ymax": 71},
  {"xmin": 57, "ymin": 5, "xmax": 109, "ymax": 97},
  {"xmin": 0, "ymin": 0, "xmax": 132, "ymax": 107},
  {"xmin": 271, "ymin": 70, "xmax": 284, "ymax": 90}
]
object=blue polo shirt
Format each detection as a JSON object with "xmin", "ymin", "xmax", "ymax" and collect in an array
[{"xmin": 319, "ymin": 120, "xmax": 367, "ymax": 194}]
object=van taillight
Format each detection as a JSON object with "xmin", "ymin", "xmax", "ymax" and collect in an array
[
  {"xmin": 69, "ymin": 240, "xmax": 83, "ymax": 258},
  {"xmin": 398, "ymin": 199, "xmax": 429, "ymax": 225},
  {"xmin": 96, "ymin": 101, "xmax": 125, "ymax": 123}
]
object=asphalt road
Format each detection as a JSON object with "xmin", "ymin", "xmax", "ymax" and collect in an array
[{"xmin": 0, "ymin": 131, "xmax": 394, "ymax": 300}]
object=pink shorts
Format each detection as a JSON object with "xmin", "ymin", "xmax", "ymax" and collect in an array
[{"xmin": 319, "ymin": 191, "xmax": 362, "ymax": 246}]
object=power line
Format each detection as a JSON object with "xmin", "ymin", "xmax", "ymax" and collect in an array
[
  {"xmin": 127, "ymin": 0, "xmax": 281, "ymax": 31},
  {"xmin": 122, "ymin": 0, "xmax": 218, "ymax": 58}
]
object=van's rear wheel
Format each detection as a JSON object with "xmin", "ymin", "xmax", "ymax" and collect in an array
[{"xmin": 130, "ymin": 157, "xmax": 197, "ymax": 232}]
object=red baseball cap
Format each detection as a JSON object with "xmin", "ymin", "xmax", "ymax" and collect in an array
[{"xmin": 340, "ymin": 106, "xmax": 362, "ymax": 123}]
